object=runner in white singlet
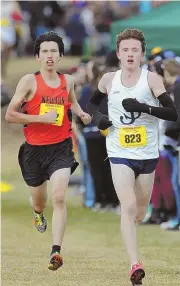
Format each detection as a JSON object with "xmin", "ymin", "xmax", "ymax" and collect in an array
[
  {"xmin": 107, "ymin": 68, "xmax": 160, "ymax": 160},
  {"xmin": 87, "ymin": 28, "xmax": 177, "ymax": 286}
]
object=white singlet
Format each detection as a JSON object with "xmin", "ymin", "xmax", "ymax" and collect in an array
[{"xmin": 106, "ymin": 69, "xmax": 160, "ymax": 160}]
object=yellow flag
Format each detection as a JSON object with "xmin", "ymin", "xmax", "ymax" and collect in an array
[{"xmin": 0, "ymin": 181, "xmax": 13, "ymax": 192}]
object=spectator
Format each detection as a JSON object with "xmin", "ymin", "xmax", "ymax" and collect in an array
[
  {"xmin": 160, "ymin": 59, "xmax": 180, "ymax": 230},
  {"xmin": 1, "ymin": 1, "xmax": 22, "ymax": 77},
  {"xmin": 65, "ymin": 12, "xmax": 88, "ymax": 56}
]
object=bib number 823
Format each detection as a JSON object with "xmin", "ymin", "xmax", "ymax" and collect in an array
[{"xmin": 125, "ymin": 134, "xmax": 141, "ymax": 144}]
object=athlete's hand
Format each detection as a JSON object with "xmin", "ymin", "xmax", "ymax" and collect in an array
[
  {"xmin": 80, "ymin": 112, "xmax": 92, "ymax": 125},
  {"xmin": 41, "ymin": 110, "xmax": 58, "ymax": 124},
  {"xmin": 122, "ymin": 98, "xmax": 148, "ymax": 113},
  {"xmin": 98, "ymin": 115, "xmax": 112, "ymax": 130}
]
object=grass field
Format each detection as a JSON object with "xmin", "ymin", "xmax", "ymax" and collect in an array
[{"xmin": 1, "ymin": 58, "xmax": 180, "ymax": 286}]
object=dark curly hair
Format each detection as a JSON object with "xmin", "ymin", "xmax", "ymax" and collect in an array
[{"xmin": 34, "ymin": 31, "xmax": 64, "ymax": 57}]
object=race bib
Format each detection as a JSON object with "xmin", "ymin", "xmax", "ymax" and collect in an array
[
  {"xmin": 39, "ymin": 103, "xmax": 64, "ymax": 126},
  {"xmin": 119, "ymin": 126, "xmax": 147, "ymax": 148}
]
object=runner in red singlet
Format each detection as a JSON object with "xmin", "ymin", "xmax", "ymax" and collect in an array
[{"xmin": 5, "ymin": 31, "xmax": 91, "ymax": 271}]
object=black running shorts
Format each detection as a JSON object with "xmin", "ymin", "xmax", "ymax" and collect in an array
[{"xmin": 18, "ymin": 138, "xmax": 79, "ymax": 187}]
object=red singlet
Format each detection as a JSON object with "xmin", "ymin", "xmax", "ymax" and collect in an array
[{"xmin": 21, "ymin": 72, "xmax": 72, "ymax": 145}]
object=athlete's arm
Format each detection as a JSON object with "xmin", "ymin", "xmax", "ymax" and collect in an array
[
  {"xmin": 122, "ymin": 72, "xmax": 178, "ymax": 121},
  {"xmin": 5, "ymin": 74, "xmax": 57, "ymax": 124},
  {"xmin": 87, "ymin": 73, "xmax": 113, "ymax": 130},
  {"xmin": 66, "ymin": 74, "xmax": 91, "ymax": 125},
  {"xmin": 87, "ymin": 72, "xmax": 108, "ymax": 111},
  {"xmin": 148, "ymin": 72, "xmax": 177, "ymax": 121}
]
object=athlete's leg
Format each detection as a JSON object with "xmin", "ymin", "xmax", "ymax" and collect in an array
[
  {"xmin": 18, "ymin": 141, "xmax": 48, "ymax": 232},
  {"xmin": 30, "ymin": 182, "xmax": 48, "ymax": 213},
  {"xmin": 134, "ymin": 172, "xmax": 155, "ymax": 223},
  {"xmin": 29, "ymin": 182, "xmax": 48, "ymax": 233},
  {"xmin": 48, "ymin": 168, "xmax": 70, "ymax": 271},
  {"xmin": 110, "ymin": 163, "xmax": 138, "ymax": 266},
  {"xmin": 50, "ymin": 168, "xmax": 70, "ymax": 246}
]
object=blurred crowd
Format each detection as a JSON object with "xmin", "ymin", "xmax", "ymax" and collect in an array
[
  {"xmin": 1, "ymin": 1, "xmax": 171, "ymax": 77},
  {"xmin": 1, "ymin": 1, "xmax": 179, "ymax": 230},
  {"xmin": 1, "ymin": 0, "xmax": 171, "ymax": 105},
  {"xmin": 142, "ymin": 49, "xmax": 180, "ymax": 231}
]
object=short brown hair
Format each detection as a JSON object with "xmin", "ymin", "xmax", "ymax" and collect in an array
[
  {"xmin": 116, "ymin": 28, "xmax": 146, "ymax": 53},
  {"xmin": 164, "ymin": 59, "xmax": 180, "ymax": 76}
]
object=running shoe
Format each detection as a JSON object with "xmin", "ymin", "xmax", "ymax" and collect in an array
[
  {"xmin": 34, "ymin": 212, "xmax": 47, "ymax": 233},
  {"xmin": 130, "ymin": 262, "xmax": 145, "ymax": 285},
  {"xmin": 48, "ymin": 252, "xmax": 63, "ymax": 271}
]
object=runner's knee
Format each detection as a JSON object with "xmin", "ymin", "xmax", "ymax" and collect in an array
[
  {"xmin": 121, "ymin": 198, "xmax": 137, "ymax": 217},
  {"xmin": 52, "ymin": 192, "xmax": 65, "ymax": 207}
]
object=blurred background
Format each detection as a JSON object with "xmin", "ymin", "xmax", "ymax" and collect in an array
[{"xmin": 1, "ymin": 1, "xmax": 180, "ymax": 286}]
